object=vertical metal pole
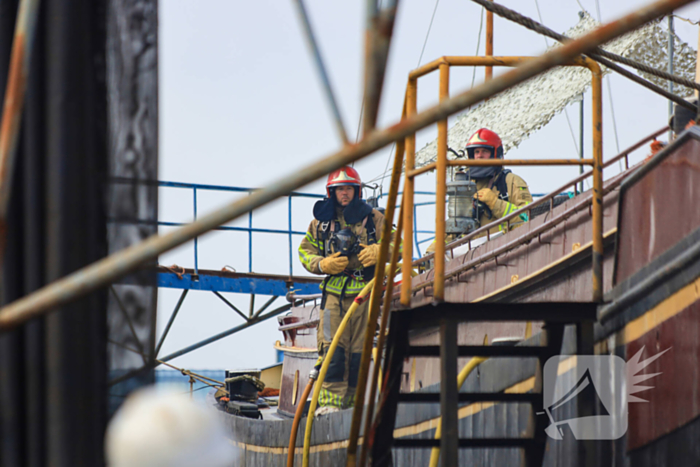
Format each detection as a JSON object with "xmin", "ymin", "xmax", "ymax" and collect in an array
[
  {"xmin": 579, "ymin": 93, "xmax": 584, "ymax": 194},
  {"xmin": 288, "ymin": 196, "xmax": 293, "ymax": 276},
  {"xmin": 401, "ymin": 79, "xmax": 417, "ymax": 306},
  {"xmin": 485, "ymin": 1, "xmax": 493, "ymax": 81},
  {"xmin": 668, "ymin": 13, "xmax": 674, "ymax": 141},
  {"xmin": 414, "ymin": 204, "xmax": 421, "ymax": 258},
  {"xmin": 248, "ymin": 192, "xmax": 253, "ymax": 272},
  {"xmin": 590, "ymin": 66, "xmax": 603, "ymax": 302},
  {"xmin": 440, "ymin": 319, "xmax": 458, "ymax": 467},
  {"xmin": 193, "ymin": 188, "xmax": 198, "ymax": 275},
  {"xmin": 435, "ymin": 63, "xmax": 449, "ymax": 302}
]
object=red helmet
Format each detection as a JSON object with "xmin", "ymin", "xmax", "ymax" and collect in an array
[
  {"xmin": 326, "ymin": 166, "xmax": 362, "ymax": 198},
  {"xmin": 465, "ymin": 128, "xmax": 504, "ymax": 159}
]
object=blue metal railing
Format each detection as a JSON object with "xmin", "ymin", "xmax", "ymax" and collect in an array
[
  {"xmin": 155, "ymin": 180, "xmax": 324, "ymax": 276},
  {"xmin": 122, "ymin": 180, "xmax": 567, "ymax": 272}
]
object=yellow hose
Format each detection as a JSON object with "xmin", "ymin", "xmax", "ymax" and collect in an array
[
  {"xmin": 428, "ymin": 356, "xmax": 488, "ymax": 467},
  {"xmin": 302, "ymin": 279, "xmax": 375, "ymax": 467}
]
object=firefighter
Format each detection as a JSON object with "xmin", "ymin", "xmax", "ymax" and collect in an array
[
  {"xmin": 466, "ymin": 128, "xmax": 533, "ymax": 232},
  {"xmin": 298, "ymin": 166, "xmax": 388, "ymax": 413},
  {"xmin": 426, "ymin": 128, "xmax": 532, "ymax": 255}
]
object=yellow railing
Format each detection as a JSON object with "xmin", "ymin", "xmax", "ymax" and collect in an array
[{"xmin": 399, "ymin": 56, "xmax": 604, "ymax": 305}]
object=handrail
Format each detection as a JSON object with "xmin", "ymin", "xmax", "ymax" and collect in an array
[
  {"xmin": 399, "ymin": 55, "xmax": 604, "ymax": 304},
  {"xmin": 110, "ymin": 179, "xmax": 323, "ymax": 277},
  {"xmin": 413, "ymin": 126, "xmax": 668, "ymax": 266}
]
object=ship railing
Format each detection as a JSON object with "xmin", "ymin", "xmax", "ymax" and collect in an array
[
  {"xmin": 109, "ymin": 179, "xmax": 324, "ymax": 277},
  {"xmin": 410, "ymin": 125, "xmax": 668, "ymax": 276},
  {"xmin": 399, "ymin": 56, "xmax": 606, "ymax": 304}
]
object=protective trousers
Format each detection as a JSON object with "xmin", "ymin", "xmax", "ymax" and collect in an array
[{"xmin": 317, "ymin": 293, "xmax": 369, "ymax": 408}]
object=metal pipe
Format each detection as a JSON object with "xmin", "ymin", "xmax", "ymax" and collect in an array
[
  {"xmin": 193, "ymin": 187, "xmax": 198, "ymax": 275},
  {"xmin": 248, "ymin": 192, "xmax": 253, "ymax": 272},
  {"xmin": 358, "ymin": 205, "xmax": 404, "ymax": 467},
  {"xmin": 292, "ymin": 0, "xmax": 349, "ymax": 145},
  {"xmin": 0, "ymin": 0, "xmax": 40, "ymax": 229},
  {"xmin": 408, "ymin": 162, "xmax": 437, "ymax": 177},
  {"xmin": 668, "ymin": 13, "xmax": 674, "ymax": 141},
  {"xmin": 0, "ymin": 0, "xmax": 686, "ymax": 331},
  {"xmin": 485, "ymin": 1, "xmax": 493, "ymax": 81},
  {"xmin": 346, "ymin": 132, "xmax": 406, "ymax": 467},
  {"xmin": 447, "ymin": 158, "xmax": 595, "ymax": 166},
  {"xmin": 435, "ymin": 63, "xmax": 449, "ymax": 301},
  {"xmin": 154, "ymin": 289, "xmax": 189, "ymax": 358},
  {"xmin": 401, "ymin": 78, "xmax": 417, "ymax": 306},
  {"xmin": 580, "ymin": 93, "xmax": 584, "ymax": 193},
  {"xmin": 362, "ymin": 0, "xmax": 399, "ymax": 136},
  {"xmin": 590, "ymin": 61, "xmax": 604, "ymax": 302},
  {"xmin": 288, "ymin": 196, "xmax": 293, "ymax": 276}
]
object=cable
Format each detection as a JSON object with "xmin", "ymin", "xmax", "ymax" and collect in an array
[
  {"xmin": 418, "ymin": 0, "xmax": 442, "ymax": 67},
  {"xmin": 470, "ymin": 6, "xmax": 485, "ymax": 89},
  {"xmin": 470, "ymin": 0, "xmax": 699, "ymax": 113}
]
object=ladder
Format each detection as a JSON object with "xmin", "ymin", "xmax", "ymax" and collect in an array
[{"xmin": 368, "ymin": 302, "xmax": 597, "ymax": 467}]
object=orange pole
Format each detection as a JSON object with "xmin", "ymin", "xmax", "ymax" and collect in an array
[
  {"xmin": 287, "ymin": 377, "xmax": 315, "ymax": 467},
  {"xmin": 485, "ymin": 2, "xmax": 493, "ymax": 81},
  {"xmin": 358, "ymin": 205, "xmax": 404, "ymax": 467},
  {"xmin": 589, "ymin": 60, "xmax": 604, "ymax": 302},
  {"xmin": 401, "ymin": 79, "xmax": 417, "ymax": 306},
  {"xmin": 435, "ymin": 64, "xmax": 449, "ymax": 302}
]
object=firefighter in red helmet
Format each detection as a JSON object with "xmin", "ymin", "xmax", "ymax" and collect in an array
[
  {"xmin": 427, "ymin": 128, "xmax": 532, "ymax": 255},
  {"xmin": 464, "ymin": 128, "xmax": 532, "ymax": 235},
  {"xmin": 298, "ymin": 166, "xmax": 392, "ymax": 413}
]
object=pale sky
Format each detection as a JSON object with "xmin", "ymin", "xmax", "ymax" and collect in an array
[{"xmin": 156, "ymin": 0, "xmax": 700, "ymax": 370}]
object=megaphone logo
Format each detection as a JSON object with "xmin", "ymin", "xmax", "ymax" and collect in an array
[{"xmin": 542, "ymin": 346, "xmax": 670, "ymax": 440}]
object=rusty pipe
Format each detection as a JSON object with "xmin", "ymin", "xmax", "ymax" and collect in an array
[
  {"xmin": 0, "ymin": 0, "xmax": 41, "ymax": 246},
  {"xmin": 287, "ymin": 372, "xmax": 316, "ymax": 467},
  {"xmin": 591, "ymin": 61, "xmax": 604, "ymax": 302},
  {"xmin": 362, "ymin": 0, "xmax": 399, "ymax": 137},
  {"xmin": 346, "ymin": 130, "xmax": 406, "ymax": 466},
  {"xmin": 0, "ymin": 0, "xmax": 687, "ymax": 331},
  {"xmin": 358, "ymin": 205, "xmax": 404, "ymax": 467},
  {"xmin": 435, "ymin": 63, "xmax": 449, "ymax": 302},
  {"xmin": 400, "ymin": 78, "xmax": 417, "ymax": 307},
  {"xmin": 408, "ymin": 55, "xmax": 589, "ymax": 80}
]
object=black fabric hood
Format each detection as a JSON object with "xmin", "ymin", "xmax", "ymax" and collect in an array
[{"xmin": 313, "ymin": 197, "xmax": 373, "ymax": 223}]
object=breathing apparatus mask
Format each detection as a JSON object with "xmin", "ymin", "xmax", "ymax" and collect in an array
[{"xmin": 331, "ymin": 227, "xmax": 361, "ymax": 257}]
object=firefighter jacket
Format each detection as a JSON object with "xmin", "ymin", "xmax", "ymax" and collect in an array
[
  {"xmin": 298, "ymin": 207, "xmax": 387, "ymax": 297},
  {"xmin": 475, "ymin": 170, "xmax": 532, "ymax": 235}
]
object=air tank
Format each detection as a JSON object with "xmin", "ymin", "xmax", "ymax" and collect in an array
[{"xmin": 445, "ymin": 170, "xmax": 479, "ymax": 235}]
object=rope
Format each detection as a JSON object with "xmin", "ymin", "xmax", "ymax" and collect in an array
[{"xmin": 470, "ymin": 0, "xmax": 699, "ymax": 113}]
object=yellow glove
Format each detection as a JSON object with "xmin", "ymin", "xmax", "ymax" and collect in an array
[
  {"xmin": 319, "ymin": 252, "xmax": 348, "ymax": 275},
  {"xmin": 474, "ymin": 188, "xmax": 498, "ymax": 209},
  {"xmin": 358, "ymin": 243, "xmax": 381, "ymax": 267}
]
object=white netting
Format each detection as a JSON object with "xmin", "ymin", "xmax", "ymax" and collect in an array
[{"xmin": 414, "ymin": 11, "xmax": 696, "ymax": 168}]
